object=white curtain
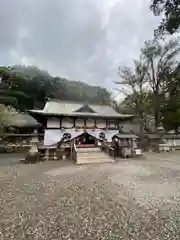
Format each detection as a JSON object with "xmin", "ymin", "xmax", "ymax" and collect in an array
[
  {"xmin": 44, "ymin": 129, "xmax": 63, "ymax": 147},
  {"xmin": 105, "ymin": 130, "xmax": 119, "ymax": 142},
  {"xmin": 44, "ymin": 129, "xmax": 84, "ymax": 146},
  {"xmin": 87, "ymin": 129, "xmax": 104, "ymax": 139},
  {"xmin": 44, "ymin": 129, "xmax": 119, "ymax": 146},
  {"xmin": 63, "ymin": 129, "xmax": 84, "ymax": 141},
  {"xmin": 87, "ymin": 129, "xmax": 118, "ymax": 141}
]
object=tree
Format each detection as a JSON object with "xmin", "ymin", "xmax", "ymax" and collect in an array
[
  {"xmin": 11, "ymin": 65, "xmax": 112, "ymax": 106},
  {"xmin": 0, "ymin": 67, "xmax": 17, "ymax": 106},
  {"xmin": 115, "ymin": 59, "xmax": 149, "ymax": 132},
  {"xmin": 0, "ymin": 104, "xmax": 17, "ymax": 136},
  {"xmin": 0, "ymin": 67, "xmax": 32, "ymax": 110},
  {"xmin": 116, "ymin": 38, "xmax": 180, "ymax": 131},
  {"xmin": 141, "ymin": 38, "xmax": 180, "ymax": 129},
  {"xmin": 120, "ymin": 91, "xmax": 153, "ymax": 115},
  {"xmin": 0, "ymin": 64, "xmax": 113, "ymax": 112},
  {"xmin": 150, "ymin": 0, "xmax": 180, "ymax": 35},
  {"xmin": 161, "ymin": 63, "xmax": 180, "ymax": 130}
]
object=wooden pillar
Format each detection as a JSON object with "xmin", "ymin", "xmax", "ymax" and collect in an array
[{"xmin": 45, "ymin": 148, "xmax": 49, "ymax": 161}]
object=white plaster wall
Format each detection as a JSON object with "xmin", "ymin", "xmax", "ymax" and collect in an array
[
  {"xmin": 75, "ymin": 118, "xmax": 85, "ymax": 127},
  {"xmin": 107, "ymin": 120, "xmax": 117, "ymax": 128},
  {"xmin": 167, "ymin": 139, "xmax": 173, "ymax": 146},
  {"xmin": 61, "ymin": 118, "xmax": 74, "ymax": 128},
  {"xmin": 166, "ymin": 139, "xmax": 180, "ymax": 147},
  {"xmin": 175, "ymin": 139, "xmax": 180, "ymax": 146},
  {"xmin": 44, "ymin": 129, "xmax": 62, "ymax": 146},
  {"xmin": 96, "ymin": 119, "xmax": 106, "ymax": 128},
  {"xmin": 47, "ymin": 118, "xmax": 60, "ymax": 128},
  {"xmin": 86, "ymin": 119, "xmax": 96, "ymax": 127}
]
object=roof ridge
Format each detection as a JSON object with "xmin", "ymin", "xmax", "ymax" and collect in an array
[{"xmin": 47, "ymin": 98, "xmax": 111, "ymax": 106}]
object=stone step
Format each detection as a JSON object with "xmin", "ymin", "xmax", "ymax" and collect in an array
[
  {"xmin": 77, "ymin": 147, "xmax": 101, "ymax": 153},
  {"xmin": 76, "ymin": 157, "xmax": 114, "ymax": 165},
  {"xmin": 76, "ymin": 151, "xmax": 114, "ymax": 165},
  {"xmin": 78, "ymin": 152, "xmax": 107, "ymax": 158}
]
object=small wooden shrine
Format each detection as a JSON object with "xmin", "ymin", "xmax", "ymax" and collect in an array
[{"xmin": 112, "ymin": 133, "xmax": 141, "ymax": 158}]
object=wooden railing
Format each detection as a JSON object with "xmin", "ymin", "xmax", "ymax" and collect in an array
[
  {"xmin": 71, "ymin": 142, "xmax": 77, "ymax": 162},
  {"xmin": 101, "ymin": 142, "xmax": 115, "ymax": 160}
]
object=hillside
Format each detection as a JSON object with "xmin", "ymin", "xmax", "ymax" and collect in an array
[{"xmin": 0, "ymin": 65, "xmax": 111, "ymax": 111}]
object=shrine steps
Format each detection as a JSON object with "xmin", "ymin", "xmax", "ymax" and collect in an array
[{"xmin": 76, "ymin": 147, "xmax": 114, "ymax": 165}]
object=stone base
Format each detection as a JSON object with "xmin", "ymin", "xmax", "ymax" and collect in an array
[
  {"xmin": 134, "ymin": 148, "xmax": 143, "ymax": 157},
  {"xmin": 46, "ymin": 148, "xmax": 58, "ymax": 161},
  {"xmin": 25, "ymin": 152, "xmax": 40, "ymax": 164},
  {"xmin": 158, "ymin": 144, "xmax": 170, "ymax": 152}
]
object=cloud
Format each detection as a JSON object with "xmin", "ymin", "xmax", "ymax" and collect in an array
[{"xmin": 0, "ymin": 0, "xmax": 160, "ymax": 89}]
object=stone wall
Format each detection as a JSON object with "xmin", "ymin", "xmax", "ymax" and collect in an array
[
  {"xmin": 1, "ymin": 134, "xmax": 44, "ymax": 153},
  {"xmin": 138, "ymin": 133, "xmax": 180, "ymax": 151}
]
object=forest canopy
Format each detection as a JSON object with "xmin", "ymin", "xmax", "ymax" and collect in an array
[{"xmin": 0, "ymin": 65, "xmax": 111, "ymax": 111}]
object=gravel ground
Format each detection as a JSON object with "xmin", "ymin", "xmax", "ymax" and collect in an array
[
  {"xmin": 1, "ymin": 153, "xmax": 180, "ymax": 239},
  {"xmin": 0, "ymin": 154, "xmax": 23, "ymax": 166}
]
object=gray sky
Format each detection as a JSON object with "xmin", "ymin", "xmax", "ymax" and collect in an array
[{"xmin": 0, "ymin": 0, "xmax": 160, "ymax": 91}]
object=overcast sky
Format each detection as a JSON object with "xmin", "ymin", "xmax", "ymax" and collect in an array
[{"xmin": 0, "ymin": 0, "xmax": 160, "ymax": 91}]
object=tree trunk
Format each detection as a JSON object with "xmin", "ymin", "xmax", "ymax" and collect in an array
[
  {"xmin": 140, "ymin": 116, "xmax": 144, "ymax": 134},
  {"xmin": 153, "ymin": 91, "xmax": 160, "ymax": 131},
  {"xmin": 154, "ymin": 109, "xmax": 160, "ymax": 130},
  {"xmin": 0, "ymin": 126, "xmax": 4, "ymax": 138}
]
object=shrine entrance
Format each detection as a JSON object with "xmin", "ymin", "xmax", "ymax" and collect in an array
[{"xmin": 75, "ymin": 132, "xmax": 96, "ymax": 147}]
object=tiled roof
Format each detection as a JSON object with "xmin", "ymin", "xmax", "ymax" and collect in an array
[
  {"xmin": 29, "ymin": 99, "xmax": 134, "ymax": 118},
  {"xmin": 9, "ymin": 113, "xmax": 39, "ymax": 127},
  {"xmin": 114, "ymin": 133, "xmax": 139, "ymax": 139}
]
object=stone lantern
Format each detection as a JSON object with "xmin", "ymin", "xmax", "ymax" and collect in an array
[{"xmin": 25, "ymin": 129, "xmax": 39, "ymax": 163}]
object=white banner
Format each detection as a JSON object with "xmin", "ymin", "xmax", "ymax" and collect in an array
[
  {"xmin": 87, "ymin": 129, "xmax": 106, "ymax": 140},
  {"xmin": 44, "ymin": 129, "xmax": 63, "ymax": 147},
  {"xmin": 105, "ymin": 130, "xmax": 119, "ymax": 142},
  {"xmin": 87, "ymin": 129, "xmax": 118, "ymax": 142},
  {"xmin": 44, "ymin": 129, "xmax": 84, "ymax": 146},
  {"xmin": 44, "ymin": 129, "xmax": 119, "ymax": 146},
  {"xmin": 63, "ymin": 129, "xmax": 84, "ymax": 141}
]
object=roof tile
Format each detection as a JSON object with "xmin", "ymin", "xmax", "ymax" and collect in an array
[{"xmin": 29, "ymin": 100, "xmax": 134, "ymax": 118}]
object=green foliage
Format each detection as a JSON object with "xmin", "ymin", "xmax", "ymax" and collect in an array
[
  {"xmin": 0, "ymin": 66, "xmax": 11, "ymax": 81},
  {"xmin": 141, "ymin": 38, "xmax": 180, "ymax": 128},
  {"xmin": 162, "ymin": 101, "xmax": 180, "ymax": 130},
  {"xmin": 116, "ymin": 37, "xmax": 180, "ymax": 131},
  {"xmin": 120, "ymin": 91, "xmax": 153, "ymax": 115},
  {"xmin": 0, "ymin": 95, "xmax": 17, "ymax": 107},
  {"xmin": 150, "ymin": 0, "xmax": 180, "ymax": 35},
  {"xmin": 115, "ymin": 58, "xmax": 149, "ymax": 132},
  {"xmin": 0, "ymin": 65, "xmax": 111, "ymax": 112},
  {"xmin": 56, "ymin": 79, "xmax": 111, "ymax": 104},
  {"xmin": 161, "ymin": 66, "xmax": 180, "ymax": 130},
  {"xmin": 0, "ymin": 104, "xmax": 17, "ymax": 136},
  {"xmin": 11, "ymin": 65, "xmax": 51, "ymax": 78}
]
